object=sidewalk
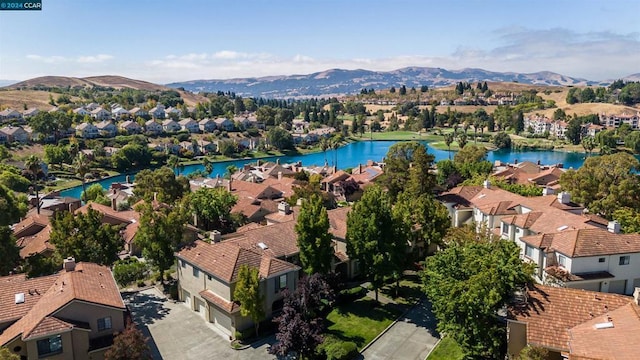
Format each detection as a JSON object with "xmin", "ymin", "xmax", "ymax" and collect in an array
[{"xmin": 360, "ymin": 299, "xmax": 440, "ymax": 360}]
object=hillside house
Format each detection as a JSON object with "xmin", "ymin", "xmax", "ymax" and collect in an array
[
  {"xmin": 179, "ymin": 118, "xmax": 200, "ymax": 133},
  {"xmin": 129, "ymin": 107, "xmax": 148, "ymax": 118},
  {"xmin": 199, "ymin": 118, "xmax": 216, "ymax": 133},
  {"xmin": 111, "ymin": 107, "xmax": 129, "ymax": 119},
  {"xmin": 214, "ymin": 117, "xmax": 234, "ymax": 131},
  {"xmin": 90, "ymin": 107, "xmax": 111, "ymax": 121},
  {"xmin": 0, "ymin": 126, "xmax": 29, "ymax": 143},
  {"xmin": 0, "ymin": 260, "xmax": 127, "ymax": 360},
  {"xmin": 73, "ymin": 107, "xmax": 91, "ymax": 116},
  {"xmin": 96, "ymin": 120, "xmax": 117, "ymax": 138},
  {"xmin": 599, "ymin": 112, "xmax": 640, "ymax": 129},
  {"xmin": 22, "ymin": 108, "xmax": 39, "ymax": 118},
  {"xmin": 164, "ymin": 106, "xmax": 182, "ymax": 118},
  {"xmin": 119, "ymin": 120, "xmax": 143, "ymax": 134},
  {"xmin": 149, "ymin": 104, "xmax": 165, "ymax": 119},
  {"xmin": 144, "ymin": 120, "xmax": 163, "ymax": 135},
  {"xmin": 75, "ymin": 123, "xmax": 99, "ymax": 139},
  {"xmin": 162, "ymin": 119, "xmax": 181, "ymax": 133},
  {"xmin": 0, "ymin": 109, "xmax": 22, "ymax": 121}
]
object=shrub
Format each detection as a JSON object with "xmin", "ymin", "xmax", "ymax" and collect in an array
[
  {"xmin": 318, "ymin": 336, "xmax": 358, "ymax": 360},
  {"xmin": 338, "ymin": 286, "xmax": 366, "ymax": 303},
  {"xmin": 113, "ymin": 258, "xmax": 147, "ymax": 287}
]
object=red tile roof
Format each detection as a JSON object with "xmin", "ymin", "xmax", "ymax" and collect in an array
[
  {"xmin": 199, "ymin": 290, "xmax": 240, "ymax": 313},
  {"xmin": 16, "ymin": 224, "xmax": 54, "ymax": 258},
  {"xmin": 0, "ymin": 263, "xmax": 125, "ymax": 346},
  {"xmin": 508, "ymin": 285, "xmax": 632, "ymax": 352},
  {"xmin": 0, "ymin": 274, "xmax": 58, "ymax": 325},
  {"xmin": 568, "ymin": 302, "xmax": 640, "ymax": 359},
  {"xmin": 521, "ymin": 228, "xmax": 640, "ymax": 258},
  {"xmin": 25, "ymin": 316, "xmax": 76, "ymax": 340}
]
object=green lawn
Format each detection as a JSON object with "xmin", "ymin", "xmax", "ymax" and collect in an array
[
  {"xmin": 427, "ymin": 336, "xmax": 464, "ymax": 360},
  {"xmin": 325, "ymin": 297, "xmax": 402, "ymax": 349},
  {"xmin": 366, "ymin": 131, "xmax": 432, "ymax": 141}
]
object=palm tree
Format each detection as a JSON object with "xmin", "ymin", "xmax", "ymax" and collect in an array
[
  {"xmin": 73, "ymin": 152, "xmax": 91, "ymax": 202},
  {"xmin": 457, "ymin": 133, "xmax": 468, "ymax": 149},
  {"xmin": 582, "ymin": 136, "xmax": 596, "ymax": 157},
  {"xmin": 444, "ymin": 133, "xmax": 454, "ymax": 160},
  {"xmin": 168, "ymin": 155, "xmax": 181, "ymax": 175},
  {"xmin": 320, "ymin": 137, "xmax": 330, "ymax": 166},
  {"xmin": 202, "ymin": 156, "xmax": 213, "ymax": 175},
  {"xmin": 25, "ymin": 155, "xmax": 42, "ymax": 214}
]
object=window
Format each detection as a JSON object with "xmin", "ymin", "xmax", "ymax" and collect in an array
[
  {"xmin": 97, "ymin": 317, "xmax": 112, "ymax": 331},
  {"xmin": 599, "ymin": 257, "xmax": 606, "ymax": 263},
  {"xmin": 37, "ymin": 335, "xmax": 62, "ymax": 357},
  {"xmin": 193, "ymin": 267, "xmax": 200, "ymax": 278},
  {"xmin": 502, "ymin": 223, "xmax": 509, "ymax": 234},
  {"xmin": 525, "ymin": 245, "xmax": 534, "ymax": 258},
  {"xmin": 180, "ymin": 259, "xmax": 186, "ymax": 268},
  {"xmin": 207, "ymin": 274, "xmax": 212, "ymax": 281},
  {"xmin": 275, "ymin": 274, "xmax": 287, "ymax": 293},
  {"xmin": 619, "ymin": 256, "xmax": 630, "ymax": 266},
  {"xmin": 558, "ymin": 255, "xmax": 567, "ymax": 267}
]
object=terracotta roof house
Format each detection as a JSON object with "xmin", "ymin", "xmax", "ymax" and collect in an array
[
  {"xmin": 0, "ymin": 260, "xmax": 126, "ymax": 359},
  {"xmin": 507, "ymin": 284, "xmax": 637, "ymax": 359},
  {"xmin": 175, "ymin": 240, "xmax": 300, "ymax": 339}
]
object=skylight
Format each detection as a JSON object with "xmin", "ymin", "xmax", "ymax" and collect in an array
[
  {"xmin": 258, "ymin": 242, "xmax": 268, "ymax": 250},
  {"xmin": 557, "ymin": 225, "xmax": 569, "ymax": 231},
  {"xmin": 15, "ymin": 293, "xmax": 25, "ymax": 304}
]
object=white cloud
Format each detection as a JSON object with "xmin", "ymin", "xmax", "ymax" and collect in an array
[
  {"xmin": 27, "ymin": 54, "xmax": 114, "ymax": 64},
  {"xmin": 77, "ymin": 54, "xmax": 113, "ymax": 63}
]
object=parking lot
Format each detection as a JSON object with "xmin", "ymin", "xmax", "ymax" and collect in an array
[{"xmin": 125, "ymin": 287, "xmax": 277, "ymax": 360}]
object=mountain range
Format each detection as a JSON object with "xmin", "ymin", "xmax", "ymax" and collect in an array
[{"xmin": 167, "ymin": 67, "xmax": 639, "ymax": 98}]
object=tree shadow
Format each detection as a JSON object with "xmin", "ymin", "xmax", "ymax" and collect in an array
[{"xmin": 124, "ymin": 291, "xmax": 172, "ymax": 326}]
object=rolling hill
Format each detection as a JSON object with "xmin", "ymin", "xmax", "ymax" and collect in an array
[{"xmin": 166, "ymin": 67, "xmax": 635, "ymax": 98}]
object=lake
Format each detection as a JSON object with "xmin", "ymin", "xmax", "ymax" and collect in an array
[{"xmin": 59, "ymin": 141, "xmax": 589, "ymax": 199}]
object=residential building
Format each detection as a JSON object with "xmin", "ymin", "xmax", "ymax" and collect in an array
[
  {"xmin": 144, "ymin": 120, "xmax": 163, "ymax": 135},
  {"xmin": 164, "ymin": 106, "xmax": 182, "ymax": 118},
  {"xmin": 0, "ymin": 109, "xmax": 22, "ymax": 121},
  {"xmin": 0, "ymin": 131, "xmax": 6, "ymax": 143},
  {"xmin": 119, "ymin": 120, "xmax": 142, "ymax": 134},
  {"xmin": 90, "ymin": 107, "xmax": 111, "ymax": 121},
  {"xmin": 73, "ymin": 107, "xmax": 91, "ymax": 117},
  {"xmin": 599, "ymin": 112, "xmax": 640, "ymax": 129},
  {"xmin": 111, "ymin": 107, "xmax": 129, "ymax": 119},
  {"xmin": 95, "ymin": 120, "xmax": 117, "ymax": 138},
  {"xmin": 178, "ymin": 118, "xmax": 200, "ymax": 133},
  {"xmin": 84, "ymin": 103, "xmax": 99, "ymax": 111},
  {"xmin": 162, "ymin": 119, "xmax": 181, "ymax": 133},
  {"xmin": 214, "ymin": 117, "xmax": 234, "ymax": 131},
  {"xmin": 523, "ymin": 115, "xmax": 553, "ymax": 135},
  {"xmin": 149, "ymin": 104, "xmax": 166, "ymax": 119},
  {"xmin": 292, "ymin": 119, "xmax": 309, "ymax": 133},
  {"xmin": 22, "ymin": 108, "xmax": 39, "ymax": 118},
  {"xmin": 507, "ymin": 284, "xmax": 639, "ymax": 359},
  {"xmin": 199, "ymin": 118, "xmax": 216, "ymax": 133},
  {"xmin": 0, "ymin": 126, "xmax": 29, "ymax": 143},
  {"xmin": 75, "ymin": 123, "xmax": 99, "ymax": 139},
  {"xmin": 176, "ymin": 240, "xmax": 300, "ymax": 339},
  {"xmin": 0, "ymin": 260, "xmax": 127, "ymax": 359},
  {"xmin": 129, "ymin": 107, "xmax": 148, "ymax": 118}
]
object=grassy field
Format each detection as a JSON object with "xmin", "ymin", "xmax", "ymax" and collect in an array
[
  {"xmin": 427, "ymin": 336, "xmax": 464, "ymax": 360},
  {"xmin": 366, "ymin": 131, "xmax": 433, "ymax": 141},
  {"xmin": 325, "ymin": 297, "xmax": 402, "ymax": 350}
]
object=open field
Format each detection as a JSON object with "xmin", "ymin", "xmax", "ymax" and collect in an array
[
  {"xmin": 6, "ymin": 143, "xmax": 45, "ymax": 160},
  {"xmin": 0, "ymin": 90, "xmax": 81, "ymax": 110}
]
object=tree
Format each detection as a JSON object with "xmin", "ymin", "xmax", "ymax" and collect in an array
[
  {"xmin": 457, "ymin": 132, "xmax": 468, "ymax": 149},
  {"xmin": 134, "ymin": 202, "xmax": 188, "ymax": 281},
  {"xmin": 295, "ymin": 194, "xmax": 333, "ymax": 275},
  {"xmin": 187, "ymin": 187, "xmax": 238, "ymax": 232},
  {"xmin": 133, "ymin": 167, "xmax": 189, "ymax": 204},
  {"xmin": 270, "ymin": 274, "xmax": 334, "ymax": 359},
  {"xmin": 580, "ymin": 87, "xmax": 596, "ymax": 103},
  {"xmin": 346, "ymin": 185, "xmax": 404, "ymax": 302},
  {"xmin": 406, "ymin": 144, "xmax": 436, "ymax": 197},
  {"xmin": 267, "ymin": 126, "xmax": 293, "ymax": 150},
  {"xmin": 104, "ymin": 321, "xmax": 151, "ymax": 360},
  {"xmin": 581, "ymin": 136, "xmax": 596, "ymax": 156},
  {"xmin": 111, "ymin": 144, "xmax": 152, "ymax": 172},
  {"xmin": 82, "ymin": 183, "xmax": 110, "ymax": 205},
  {"xmin": 565, "ymin": 118, "xmax": 582, "ymax": 145},
  {"xmin": 0, "ymin": 184, "xmax": 27, "ymax": 226},
  {"xmin": 25, "ymin": 155, "xmax": 42, "ymax": 214},
  {"xmin": 516, "ymin": 345, "xmax": 549, "ymax": 360},
  {"xmin": 395, "ymin": 192, "xmax": 450, "ymax": 251},
  {"xmin": 514, "ymin": 111, "xmax": 525, "ymax": 134},
  {"xmin": 201, "ymin": 156, "xmax": 213, "ymax": 174},
  {"xmin": 113, "ymin": 258, "xmax": 148, "ymax": 287},
  {"xmin": 49, "ymin": 207, "xmax": 123, "ymax": 265},
  {"xmin": 0, "ymin": 347, "xmax": 20, "ymax": 360},
  {"xmin": 560, "ymin": 152, "xmax": 640, "ymax": 218},
  {"xmin": 167, "ymin": 155, "xmax": 182, "ymax": 175},
  {"xmin": 73, "ymin": 152, "xmax": 91, "ymax": 202},
  {"xmin": 423, "ymin": 233, "xmax": 533, "ymax": 358},
  {"xmin": 233, "ymin": 265, "xmax": 265, "ymax": 336},
  {"xmin": 380, "ymin": 141, "xmax": 427, "ymax": 200},
  {"xmin": 399, "ymin": 85, "xmax": 407, "ymax": 95},
  {"xmin": 443, "ymin": 133, "xmax": 454, "ymax": 159},
  {"xmin": 0, "ymin": 226, "xmax": 20, "ymax": 275},
  {"xmin": 493, "ymin": 132, "xmax": 512, "ymax": 149},
  {"xmin": 43, "ymin": 144, "xmax": 70, "ymax": 168}
]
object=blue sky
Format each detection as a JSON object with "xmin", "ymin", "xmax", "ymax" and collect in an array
[{"xmin": 0, "ymin": 0, "xmax": 638, "ymax": 83}]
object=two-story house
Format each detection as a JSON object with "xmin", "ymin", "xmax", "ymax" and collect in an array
[
  {"xmin": 22, "ymin": 108, "xmax": 39, "ymax": 119},
  {"xmin": 90, "ymin": 107, "xmax": 111, "ymax": 121},
  {"xmin": 199, "ymin": 118, "xmax": 216, "ymax": 133},
  {"xmin": 129, "ymin": 107, "xmax": 148, "ymax": 118},
  {"xmin": 0, "ymin": 126, "xmax": 29, "ymax": 143},
  {"xmin": 149, "ymin": 104, "xmax": 166, "ymax": 119},
  {"xmin": 0, "ymin": 109, "xmax": 23, "ymax": 121},
  {"xmin": 119, "ymin": 120, "xmax": 143, "ymax": 134},
  {"xmin": 178, "ymin": 118, "xmax": 200, "ymax": 133},
  {"xmin": 96, "ymin": 120, "xmax": 117, "ymax": 138},
  {"xmin": 176, "ymin": 240, "xmax": 300, "ymax": 339},
  {"xmin": 214, "ymin": 117, "xmax": 234, "ymax": 131},
  {"xmin": 144, "ymin": 120, "xmax": 163, "ymax": 135},
  {"xmin": 0, "ymin": 259, "xmax": 127, "ymax": 360},
  {"xmin": 162, "ymin": 119, "xmax": 181, "ymax": 133},
  {"xmin": 75, "ymin": 123, "xmax": 99, "ymax": 139}
]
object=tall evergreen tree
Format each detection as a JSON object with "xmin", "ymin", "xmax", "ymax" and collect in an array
[
  {"xmin": 234, "ymin": 265, "xmax": 265, "ymax": 336},
  {"xmin": 295, "ymin": 194, "xmax": 333, "ymax": 275}
]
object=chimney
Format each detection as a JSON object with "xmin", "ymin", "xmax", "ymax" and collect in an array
[
  {"xmin": 278, "ymin": 201, "xmax": 291, "ymax": 215},
  {"xmin": 276, "ymin": 158, "xmax": 280, "ymax": 165},
  {"xmin": 256, "ymin": 159, "xmax": 261, "ymax": 166},
  {"xmin": 557, "ymin": 191, "xmax": 570, "ymax": 204},
  {"xmin": 210, "ymin": 230, "xmax": 222, "ymax": 243},
  {"xmin": 634, "ymin": 287, "xmax": 640, "ymax": 305},
  {"xmin": 514, "ymin": 159, "xmax": 518, "ymax": 165},
  {"xmin": 126, "ymin": 175, "xmax": 131, "ymax": 183},
  {"xmin": 358, "ymin": 163, "xmax": 362, "ymax": 174},
  {"xmin": 63, "ymin": 257, "xmax": 76, "ymax": 272},
  {"xmin": 537, "ymin": 160, "xmax": 541, "ymax": 166},
  {"xmin": 333, "ymin": 166, "xmax": 337, "ymax": 174},
  {"xmin": 278, "ymin": 171, "xmax": 283, "ymax": 180},
  {"xmin": 227, "ymin": 178, "xmax": 232, "ymax": 192},
  {"xmin": 608, "ymin": 220, "xmax": 621, "ymax": 234},
  {"xmin": 542, "ymin": 187, "xmax": 555, "ymax": 196},
  {"xmin": 296, "ymin": 198, "xmax": 305, "ymax": 206},
  {"xmin": 111, "ymin": 198, "xmax": 117, "ymax": 211},
  {"xmin": 483, "ymin": 179, "xmax": 491, "ymax": 189},
  {"xmin": 112, "ymin": 188, "xmax": 117, "ymax": 195}
]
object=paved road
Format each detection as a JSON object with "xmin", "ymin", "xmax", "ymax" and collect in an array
[
  {"xmin": 126, "ymin": 288, "xmax": 277, "ymax": 360},
  {"xmin": 360, "ymin": 299, "xmax": 440, "ymax": 360}
]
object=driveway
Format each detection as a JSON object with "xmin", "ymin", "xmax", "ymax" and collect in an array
[
  {"xmin": 360, "ymin": 299, "xmax": 440, "ymax": 360},
  {"xmin": 125, "ymin": 287, "xmax": 277, "ymax": 360}
]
